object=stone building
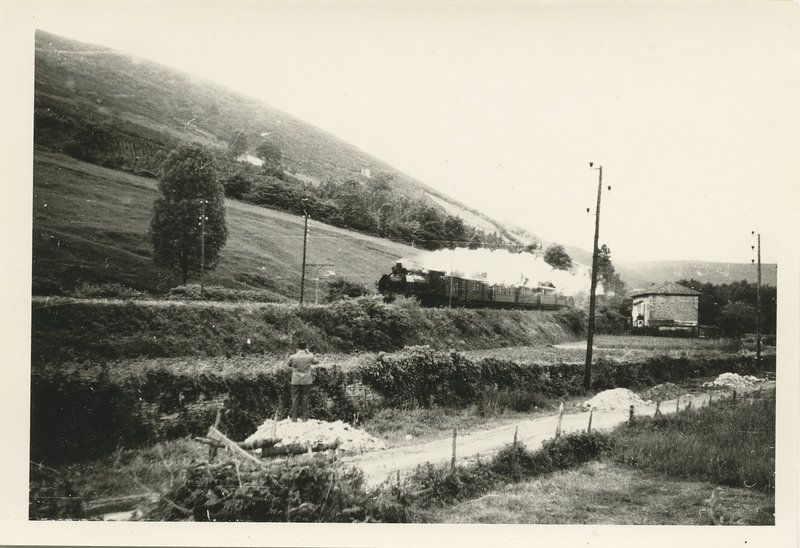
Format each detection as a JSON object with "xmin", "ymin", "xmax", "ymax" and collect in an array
[{"xmin": 630, "ymin": 281, "xmax": 701, "ymax": 336}]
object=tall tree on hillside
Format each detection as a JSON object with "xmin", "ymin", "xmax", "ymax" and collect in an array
[
  {"xmin": 255, "ymin": 140, "xmax": 283, "ymax": 177},
  {"xmin": 150, "ymin": 144, "xmax": 228, "ymax": 285},
  {"xmin": 544, "ymin": 243, "xmax": 573, "ymax": 271},
  {"xmin": 597, "ymin": 244, "xmax": 626, "ymax": 295}
]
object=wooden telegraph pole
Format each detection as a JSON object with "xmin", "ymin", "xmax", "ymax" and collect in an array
[{"xmin": 584, "ymin": 162, "xmax": 607, "ymax": 389}]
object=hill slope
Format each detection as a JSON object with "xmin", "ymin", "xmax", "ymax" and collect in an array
[
  {"xmin": 33, "ymin": 30, "xmax": 516, "ymax": 242},
  {"xmin": 32, "ymin": 30, "xmax": 774, "ymax": 294},
  {"xmin": 33, "ymin": 151, "xmax": 412, "ymax": 295}
]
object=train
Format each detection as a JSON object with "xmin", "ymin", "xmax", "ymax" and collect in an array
[{"xmin": 378, "ymin": 263, "xmax": 574, "ymax": 309}]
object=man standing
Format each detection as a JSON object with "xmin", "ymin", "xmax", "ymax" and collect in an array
[{"xmin": 288, "ymin": 342, "xmax": 318, "ymax": 421}]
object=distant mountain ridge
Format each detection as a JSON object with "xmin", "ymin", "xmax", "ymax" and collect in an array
[{"xmin": 617, "ymin": 260, "xmax": 777, "ymax": 289}]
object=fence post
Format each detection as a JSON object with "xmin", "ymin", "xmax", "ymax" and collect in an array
[
  {"xmin": 451, "ymin": 428, "xmax": 457, "ymax": 472},
  {"xmin": 733, "ymin": 390, "xmax": 737, "ymax": 404},
  {"xmin": 687, "ymin": 400, "xmax": 692, "ymax": 411},
  {"xmin": 708, "ymin": 393, "xmax": 712, "ymax": 406},
  {"xmin": 655, "ymin": 401, "xmax": 662, "ymax": 417},
  {"xmin": 555, "ymin": 402, "xmax": 564, "ymax": 438},
  {"xmin": 628, "ymin": 405, "xmax": 635, "ymax": 425},
  {"xmin": 513, "ymin": 426, "xmax": 518, "ymax": 449},
  {"xmin": 676, "ymin": 396, "xmax": 680, "ymax": 414},
  {"xmin": 587, "ymin": 407, "xmax": 594, "ymax": 433}
]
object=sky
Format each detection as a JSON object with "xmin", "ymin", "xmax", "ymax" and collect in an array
[{"xmin": 7, "ymin": 0, "xmax": 800, "ymax": 264}]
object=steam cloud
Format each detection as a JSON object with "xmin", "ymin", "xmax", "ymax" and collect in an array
[{"xmin": 399, "ymin": 248, "xmax": 594, "ymax": 299}]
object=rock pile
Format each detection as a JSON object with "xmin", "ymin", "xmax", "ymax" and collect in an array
[
  {"xmin": 244, "ymin": 419, "xmax": 387, "ymax": 455},
  {"xmin": 583, "ymin": 388, "xmax": 651, "ymax": 410},
  {"xmin": 702, "ymin": 372, "xmax": 762, "ymax": 389}
]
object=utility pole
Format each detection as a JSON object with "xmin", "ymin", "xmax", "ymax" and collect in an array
[
  {"xmin": 751, "ymin": 231, "xmax": 761, "ymax": 363},
  {"xmin": 585, "ymin": 162, "xmax": 608, "ymax": 390},
  {"xmin": 300, "ymin": 201, "xmax": 309, "ymax": 305}
]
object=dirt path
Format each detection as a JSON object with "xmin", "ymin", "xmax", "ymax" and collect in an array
[{"xmin": 343, "ymin": 382, "xmax": 774, "ymax": 488}]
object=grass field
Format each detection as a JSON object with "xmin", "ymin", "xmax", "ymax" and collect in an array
[
  {"xmin": 425, "ymin": 461, "xmax": 774, "ymax": 525},
  {"xmin": 464, "ymin": 334, "xmax": 771, "ymax": 364},
  {"xmin": 33, "ymin": 150, "xmax": 414, "ymax": 295}
]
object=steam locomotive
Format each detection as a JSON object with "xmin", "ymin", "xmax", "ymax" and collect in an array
[{"xmin": 378, "ymin": 263, "xmax": 574, "ymax": 309}]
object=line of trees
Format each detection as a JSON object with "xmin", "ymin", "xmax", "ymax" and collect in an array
[
  {"xmin": 216, "ymin": 135, "xmax": 513, "ymax": 251},
  {"xmin": 678, "ymin": 278, "xmax": 777, "ymax": 338}
]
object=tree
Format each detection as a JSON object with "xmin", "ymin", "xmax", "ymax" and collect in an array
[
  {"xmin": 150, "ymin": 144, "xmax": 228, "ymax": 285},
  {"xmin": 718, "ymin": 301, "xmax": 756, "ymax": 339},
  {"xmin": 255, "ymin": 140, "xmax": 283, "ymax": 177},
  {"xmin": 597, "ymin": 244, "xmax": 626, "ymax": 295},
  {"xmin": 227, "ymin": 129, "xmax": 249, "ymax": 158},
  {"xmin": 442, "ymin": 215, "xmax": 467, "ymax": 249},
  {"xmin": 544, "ymin": 243, "xmax": 573, "ymax": 271},
  {"xmin": 220, "ymin": 168, "xmax": 253, "ymax": 199}
]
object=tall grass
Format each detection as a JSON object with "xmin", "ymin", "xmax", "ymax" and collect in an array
[{"xmin": 611, "ymin": 389, "xmax": 775, "ymax": 492}]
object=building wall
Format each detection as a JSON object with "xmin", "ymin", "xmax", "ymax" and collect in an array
[{"xmin": 631, "ymin": 295, "xmax": 699, "ymax": 327}]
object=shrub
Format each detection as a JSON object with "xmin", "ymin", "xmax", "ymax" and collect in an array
[
  {"xmin": 149, "ymin": 456, "xmax": 371, "ymax": 522},
  {"xmin": 553, "ymin": 307, "xmax": 586, "ymax": 336},
  {"xmin": 359, "ymin": 346, "xmax": 481, "ymax": 407},
  {"xmin": 495, "ymin": 388, "xmax": 550, "ymax": 412},
  {"xmin": 326, "ymin": 278, "xmax": 373, "ymax": 302},
  {"xmin": 70, "ymin": 282, "xmax": 145, "ymax": 299}
]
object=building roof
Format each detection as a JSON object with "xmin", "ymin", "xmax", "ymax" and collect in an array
[{"xmin": 630, "ymin": 281, "xmax": 701, "ymax": 298}]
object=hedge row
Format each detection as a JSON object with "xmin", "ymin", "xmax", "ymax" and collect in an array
[
  {"xmin": 31, "ymin": 298, "xmax": 582, "ymax": 365},
  {"xmin": 30, "ymin": 347, "xmax": 775, "ymax": 464},
  {"xmin": 30, "ymin": 365, "xmax": 357, "ymax": 464},
  {"xmin": 359, "ymin": 346, "xmax": 775, "ymax": 408}
]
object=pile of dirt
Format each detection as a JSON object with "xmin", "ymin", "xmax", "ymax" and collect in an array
[
  {"xmin": 639, "ymin": 382, "xmax": 684, "ymax": 402},
  {"xmin": 702, "ymin": 372, "xmax": 763, "ymax": 389},
  {"xmin": 243, "ymin": 419, "xmax": 386, "ymax": 455},
  {"xmin": 583, "ymin": 388, "xmax": 651, "ymax": 410}
]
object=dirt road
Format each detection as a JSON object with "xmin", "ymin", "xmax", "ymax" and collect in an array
[{"xmin": 343, "ymin": 382, "xmax": 774, "ymax": 488}]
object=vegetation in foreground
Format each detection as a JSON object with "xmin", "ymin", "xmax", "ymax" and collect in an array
[
  {"xmin": 429, "ymin": 388, "xmax": 775, "ymax": 525},
  {"xmin": 31, "ymin": 387, "xmax": 775, "ymax": 524},
  {"xmin": 612, "ymin": 388, "xmax": 775, "ymax": 493},
  {"xmin": 426, "ymin": 461, "xmax": 775, "ymax": 525}
]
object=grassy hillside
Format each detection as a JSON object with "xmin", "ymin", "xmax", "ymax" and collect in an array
[
  {"xmin": 33, "ymin": 150, "xmax": 412, "ymax": 295},
  {"xmin": 33, "ymin": 29, "xmax": 514, "ymax": 237}
]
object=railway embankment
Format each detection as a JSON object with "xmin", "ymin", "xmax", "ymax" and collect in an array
[{"xmin": 31, "ymin": 295, "xmax": 583, "ymax": 364}]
